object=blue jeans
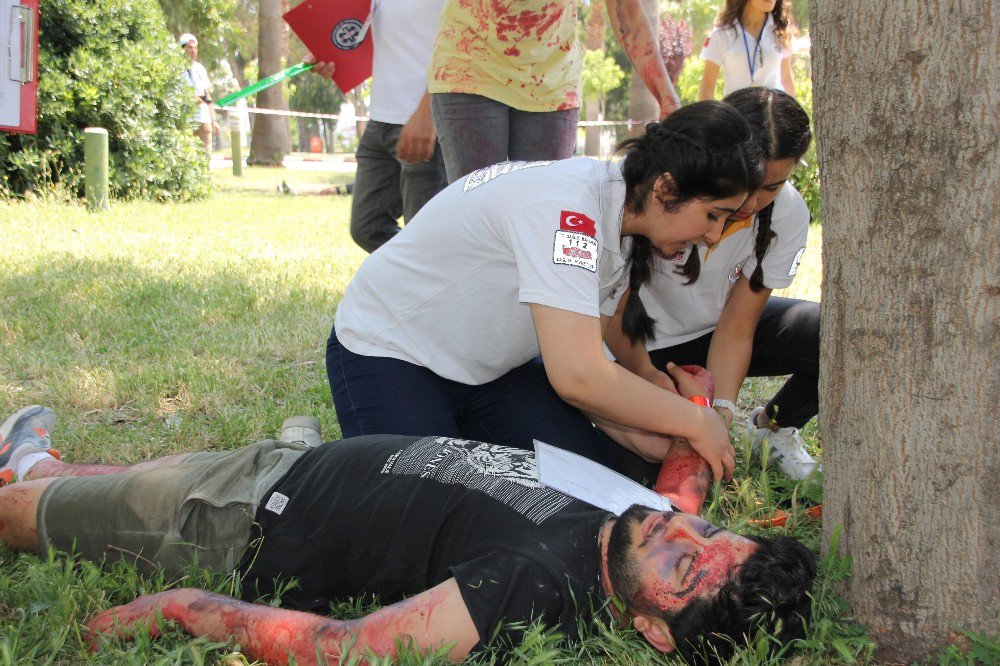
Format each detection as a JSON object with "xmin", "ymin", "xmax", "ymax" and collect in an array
[
  {"xmin": 326, "ymin": 327, "xmax": 614, "ymax": 466},
  {"xmin": 647, "ymin": 297, "xmax": 820, "ymax": 429},
  {"xmin": 430, "ymin": 93, "xmax": 579, "ymax": 183},
  {"xmin": 350, "ymin": 120, "xmax": 448, "ymax": 253}
]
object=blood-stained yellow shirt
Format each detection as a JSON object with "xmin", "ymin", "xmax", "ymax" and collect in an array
[{"xmin": 429, "ymin": 0, "xmax": 582, "ymax": 112}]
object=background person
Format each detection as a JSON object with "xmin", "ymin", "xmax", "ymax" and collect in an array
[
  {"xmin": 308, "ymin": 0, "xmax": 448, "ymax": 253},
  {"xmin": 0, "ymin": 405, "xmax": 816, "ymax": 664},
  {"xmin": 605, "ymin": 88, "xmax": 818, "ymax": 480},
  {"xmin": 327, "ymin": 102, "xmax": 764, "ymax": 482},
  {"xmin": 179, "ymin": 33, "xmax": 219, "ymax": 153},
  {"xmin": 429, "ymin": 0, "xmax": 682, "ymax": 183},
  {"xmin": 698, "ymin": 0, "xmax": 795, "ymax": 101}
]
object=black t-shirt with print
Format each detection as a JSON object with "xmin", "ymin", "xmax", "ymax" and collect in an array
[{"xmin": 238, "ymin": 434, "xmax": 612, "ymax": 650}]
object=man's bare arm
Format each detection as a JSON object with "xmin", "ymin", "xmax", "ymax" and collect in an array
[
  {"xmin": 605, "ymin": 0, "xmax": 681, "ymax": 118},
  {"xmin": 87, "ymin": 578, "xmax": 480, "ymax": 664}
]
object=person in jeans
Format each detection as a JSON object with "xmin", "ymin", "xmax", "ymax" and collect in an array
[
  {"xmin": 0, "ymin": 405, "xmax": 815, "ymax": 664},
  {"xmin": 605, "ymin": 88, "xmax": 819, "ymax": 480},
  {"xmin": 428, "ymin": 0, "xmax": 682, "ymax": 183},
  {"xmin": 310, "ymin": 0, "xmax": 448, "ymax": 253},
  {"xmin": 327, "ymin": 103, "xmax": 766, "ymax": 482}
]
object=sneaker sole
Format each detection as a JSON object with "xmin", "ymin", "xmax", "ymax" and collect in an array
[
  {"xmin": 0, "ymin": 406, "xmax": 61, "ymax": 482},
  {"xmin": 0, "ymin": 405, "xmax": 45, "ymax": 445}
]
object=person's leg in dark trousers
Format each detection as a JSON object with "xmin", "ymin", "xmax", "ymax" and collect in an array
[
  {"xmin": 457, "ymin": 357, "xmax": 615, "ymax": 467},
  {"xmin": 326, "ymin": 326, "xmax": 464, "ymax": 439},
  {"xmin": 399, "ymin": 141, "xmax": 448, "ymax": 222},
  {"xmin": 350, "ymin": 121, "xmax": 404, "ymax": 253},
  {"xmin": 645, "ymin": 297, "xmax": 820, "ymax": 429},
  {"xmin": 508, "ymin": 106, "xmax": 579, "ymax": 162},
  {"xmin": 430, "ymin": 93, "xmax": 510, "ymax": 183},
  {"xmin": 746, "ymin": 297, "xmax": 819, "ymax": 429}
]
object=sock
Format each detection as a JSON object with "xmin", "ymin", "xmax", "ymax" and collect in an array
[{"xmin": 14, "ymin": 451, "xmax": 54, "ymax": 481}]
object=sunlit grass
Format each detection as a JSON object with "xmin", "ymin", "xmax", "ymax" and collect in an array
[{"xmin": 0, "ymin": 173, "xmax": 881, "ymax": 664}]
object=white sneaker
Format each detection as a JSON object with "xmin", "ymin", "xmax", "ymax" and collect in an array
[
  {"xmin": 746, "ymin": 406, "xmax": 819, "ymax": 480},
  {"xmin": 279, "ymin": 416, "xmax": 322, "ymax": 448}
]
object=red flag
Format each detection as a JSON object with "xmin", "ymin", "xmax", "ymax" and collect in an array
[
  {"xmin": 560, "ymin": 210, "xmax": 597, "ymax": 237},
  {"xmin": 284, "ymin": 0, "xmax": 374, "ymax": 93}
]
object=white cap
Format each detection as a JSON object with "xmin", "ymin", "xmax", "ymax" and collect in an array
[{"xmin": 178, "ymin": 33, "xmax": 197, "ymax": 47}]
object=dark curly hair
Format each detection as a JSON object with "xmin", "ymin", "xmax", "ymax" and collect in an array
[
  {"xmin": 616, "ymin": 101, "xmax": 764, "ymax": 344},
  {"xmin": 723, "ymin": 87, "xmax": 812, "ymax": 293},
  {"xmin": 661, "ymin": 535, "xmax": 817, "ymax": 664}
]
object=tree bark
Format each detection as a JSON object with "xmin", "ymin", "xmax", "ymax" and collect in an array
[
  {"xmin": 248, "ymin": 0, "xmax": 290, "ymax": 166},
  {"xmin": 813, "ymin": 1, "xmax": 999, "ymax": 661},
  {"xmin": 626, "ymin": 0, "xmax": 659, "ymax": 137}
]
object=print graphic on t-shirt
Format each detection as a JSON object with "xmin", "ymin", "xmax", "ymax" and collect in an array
[
  {"xmin": 380, "ymin": 436, "xmax": 573, "ymax": 524},
  {"xmin": 462, "ymin": 160, "xmax": 554, "ymax": 192}
]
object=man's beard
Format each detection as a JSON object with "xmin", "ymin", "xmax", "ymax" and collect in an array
[{"xmin": 606, "ymin": 504, "xmax": 658, "ymax": 611}]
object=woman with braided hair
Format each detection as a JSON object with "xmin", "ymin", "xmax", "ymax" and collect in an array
[
  {"xmin": 327, "ymin": 101, "xmax": 763, "ymax": 482},
  {"xmin": 605, "ymin": 87, "xmax": 819, "ymax": 481}
]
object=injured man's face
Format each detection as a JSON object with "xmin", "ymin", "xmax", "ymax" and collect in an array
[{"xmin": 606, "ymin": 505, "xmax": 758, "ymax": 646}]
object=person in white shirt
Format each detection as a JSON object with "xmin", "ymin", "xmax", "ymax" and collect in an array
[
  {"xmin": 309, "ymin": 0, "xmax": 448, "ymax": 253},
  {"xmin": 327, "ymin": 102, "xmax": 765, "ymax": 482},
  {"xmin": 179, "ymin": 33, "xmax": 219, "ymax": 153},
  {"xmin": 698, "ymin": 0, "xmax": 795, "ymax": 101},
  {"xmin": 605, "ymin": 88, "xmax": 819, "ymax": 481}
]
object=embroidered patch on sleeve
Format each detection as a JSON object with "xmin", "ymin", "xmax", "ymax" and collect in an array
[
  {"xmin": 553, "ymin": 230, "xmax": 599, "ymax": 273},
  {"xmin": 788, "ymin": 247, "xmax": 806, "ymax": 277},
  {"xmin": 703, "ymin": 36, "xmax": 711, "ymax": 48},
  {"xmin": 559, "ymin": 210, "xmax": 597, "ymax": 237}
]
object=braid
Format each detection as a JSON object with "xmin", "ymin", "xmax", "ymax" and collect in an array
[
  {"xmin": 676, "ymin": 245, "xmax": 701, "ymax": 284},
  {"xmin": 748, "ymin": 202, "xmax": 777, "ymax": 292},
  {"xmin": 621, "ymin": 237, "xmax": 656, "ymax": 344}
]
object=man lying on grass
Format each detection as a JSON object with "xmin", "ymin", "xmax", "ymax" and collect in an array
[{"xmin": 0, "ymin": 406, "xmax": 815, "ymax": 664}]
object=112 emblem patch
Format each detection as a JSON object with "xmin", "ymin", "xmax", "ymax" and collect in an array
[{"xmin": 553, "ymin": 230, "xmax": 599, "ymax": 272}]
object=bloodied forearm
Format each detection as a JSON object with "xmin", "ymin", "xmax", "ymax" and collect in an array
[
  {"xmin": 605, "ymin": 0, "xmax": 680, "ymax": 117},
  {"xmin": 87, "ymin": 579, "xmax": 480, "ymax": 664}
]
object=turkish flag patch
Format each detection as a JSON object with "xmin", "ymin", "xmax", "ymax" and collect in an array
[
  {"xmin": 703, "ymin": 36, "xmax": 710, "ymax": 48},
  {"xmin": 560, "ymin": 210, "xmax": 597, "ymax": 237}
]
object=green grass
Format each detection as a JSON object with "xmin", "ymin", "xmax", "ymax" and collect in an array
[{"xmin": 0, "ymin": 171, "xmax": 882, "ymax": 664}]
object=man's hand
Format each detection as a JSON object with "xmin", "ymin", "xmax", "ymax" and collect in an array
[
  {"xmin": 397, "ymin": 94, "xmax": 436, "ymax": 164},
  {"xmin": 304, "ymin": 54, "xmax": 336, "ymax": 80},
  {"xmin": 86, "ymin": 590, "xmax": 183, "ymax": 645},
  {"xmin": 666, "ymin": 363, "xmax": 714, "ymax": 400}
]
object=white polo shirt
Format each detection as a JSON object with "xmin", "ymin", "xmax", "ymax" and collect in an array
[
  {"xmin": 369, "ymin": 0, "xmax": 445, "ymax": 124},
  {"xmin": 183, "ymin": 61, "xmax": 212, "ymax": 123},
  {"xmin": 619, "ymin": 183, "xmax": 809, "ymax": 351},
  {"xmin": 701, "ymin": 18, "xmax": 790, "ymax": 97},
  {"xmin": 335, "ymin": 158, "xmax": 631, "ymax": 385}
]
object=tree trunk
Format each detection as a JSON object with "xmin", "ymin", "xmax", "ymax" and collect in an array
[
  {"xmin": 584, "ymin": 2, "xmax": 606, "ymax": 156},
  {"xmin": 248, "ymin": 0, "xmax": 290, "ymax": 166},
  {"xmin": 626, "ymin": 0, "xmax": 659, "ymax": 137},
  {"xmin": 813, "ymin": 1, "xmax": 999, "ymax": 662}
]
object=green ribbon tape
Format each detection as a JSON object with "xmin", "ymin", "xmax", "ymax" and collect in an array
[{"xmin": 216, "ymin": 62, "xmax": 316, "ymax": 108}]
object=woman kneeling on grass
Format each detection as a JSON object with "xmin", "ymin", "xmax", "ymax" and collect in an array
[
  {"xmin": 606, "ymin": 87, "xmax": 819, "ymax": 485},
  {"xmin": 326, "ymin": 101, "xmax": 764, "ymax": 482}
]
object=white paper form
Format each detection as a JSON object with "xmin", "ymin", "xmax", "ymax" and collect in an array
[{"xmin": 534, "ymin": 440, "xmax": 672, "ymax": 516}]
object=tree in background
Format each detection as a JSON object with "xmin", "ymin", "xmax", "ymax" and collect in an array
[
  {"xmin": 157, "ymin": 0, "xmax": 235, "ymax": 67},
  {"xmin": 813, "ymin": 0, "xmax": 998, "ymax": 660},
  {"xmin": 658, "ymin": 12, "xmax": 692, "ymax": 85},
  {"xmin": 0, "ymin": 0, "xmax": 210, "ymax": 201},
  {"xmin": 248, "ymin": 0, "xmax": 290, "ymax": 166}
]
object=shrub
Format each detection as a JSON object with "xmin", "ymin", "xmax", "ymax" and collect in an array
[{"xmin": 0, "ymin": 0, "xmax": 210, "ymax": 201}]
